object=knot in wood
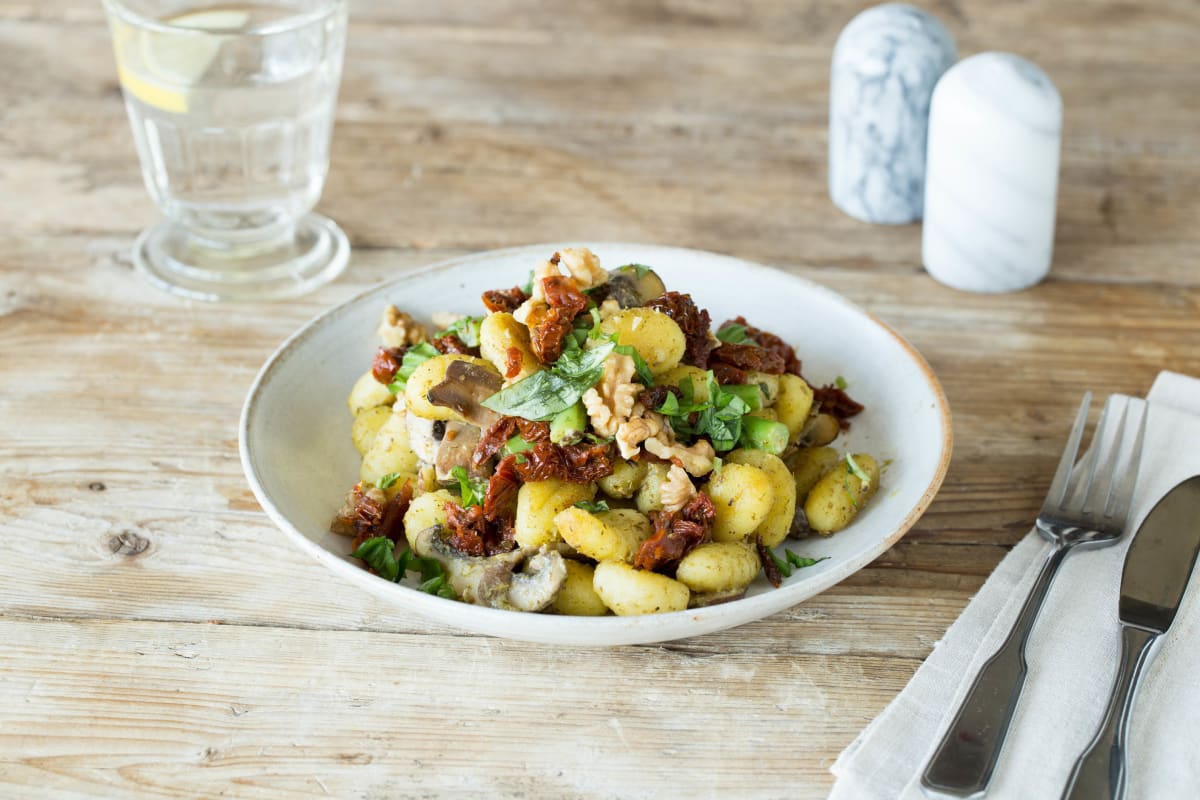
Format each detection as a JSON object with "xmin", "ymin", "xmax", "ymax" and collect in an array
[{"xmin": 108, "ymin": 530, "xmax": 150, "ymax": 557}]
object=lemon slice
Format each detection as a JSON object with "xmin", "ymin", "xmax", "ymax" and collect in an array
[{"xmin": 115, "ymin": 9, "xmax": 250, "ymax": 114}]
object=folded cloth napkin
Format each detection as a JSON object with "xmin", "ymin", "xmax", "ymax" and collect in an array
[{"xmin": 830, "ymin": 371, "xmax": 1200, "ymax": 800}]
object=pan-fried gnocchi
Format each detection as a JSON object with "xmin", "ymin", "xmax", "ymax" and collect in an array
[{"xmin": 331, "ymin": 246, "xmax": 879, "ymax": 617}]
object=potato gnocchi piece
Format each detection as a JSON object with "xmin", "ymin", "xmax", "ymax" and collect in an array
[
  {"xmin": 787, "ymin": 446, "xmax": 841, "ymax": 500},
  {"xmin": 404, "ymin": 354, "xmax": 501, "ymax": 422},
  {"xmin": 706, "ymin": 463, "xmax": 775, "ymax": 542},
  {"xmin": 597, "ymin": 459, "xmax": 649, "ymax": 499},
  {"xmin": 635, "ymin": 462, "xmax": 673, "ymax": 515},
  {"xmin": 348, "ymin": 370, "xmax": 395, "ymax": 416},
  {"xmin": 359, "ymin": 409, "xmax": 420, "ymax": 487},
  {"xmin": 775, "ymin": 373, "xmax": 815, "ymax": 440},
  {"xmin": 515, "ymin": 479, "xmax": 596, "ymax": 548},
  {"xmin": 351, "ymin": 405, "xmax": 393, "ymax": 456},
  {"xmin": 547, "ymin": 560, "xmax": 609, "ymax": 616},
  {"xmin": 479, "ymin": 312, "xmax": 540, "ymax": 382},
  {"xmin": 554, "ymin": 507, "xmax": 651, "ymax": 563},
  {"xmin": 597, "ymin": 307, "xmax": 686, "ymax": 376},
  {"xmin": 402, "ymin": 489, "xmax": 456, "ymax": 550},
  {"xmin": 803, "ymin": 412, "xmax": 841, "ymax": 447},
  {"xmin": 675, "ymin": 541, "xmax": 761, "ymax": 594},
  {"xmin": 593, "ymin": 561, "xmax": 689, "ymax": 616},
  {"xmin": 805, "ymin": 453, "xmax": 880, "ymax": 535},
  {"xmin": 725, "ymin": 449, "xmax": 796, "ymax": 548},
  {"xmin": 743, "ymin": 371, "xmax": 780, "ymax": 406}
]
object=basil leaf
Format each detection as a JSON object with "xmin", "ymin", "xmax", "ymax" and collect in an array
[
  {"xmin": 387, "ymin": 342, "xmax": 440, "ymax": 394},
  {"xmin": 613, "ymin": 342, "xmax": 655, "ymax": 387},
  {"xmin": 845, "ymin": 453, "xmax": 872, "ymax": 491},
  {"xmin": 376, "ymin": 472, "xmax": 403, "ymax": 490},
  {"xmin": 716, "ymin": 322, "xmax": 753, "ymax": 345},
  {"xmin": 482, "ymin": 340, "xmax": 616, "ymax": 421},
  {"xmin": 574, "ymin": 499, "xmax": 610, "ymax": 513},
  {"xmin": 521, "ymin": 269, "xmax": 535, "ymax": 296},
  {"xmin": 351, "ymin": 536, "xmax": 401, "ymax": 582},
  {"xmin": 656, "ymin": 392, "xmax": 681, "ymax": 416},
  {"xmin": 451, "ymin": 465, "xmax": 488, "ymax": 508},
  {"xmin": 435, "ymin": 316, "xmax": 483, "ymax": 347}
]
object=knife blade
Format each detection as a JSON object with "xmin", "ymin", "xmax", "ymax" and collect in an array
[{"xmin": 1062, "ymin": 474, "xmax": 1200, "ymax": 800}]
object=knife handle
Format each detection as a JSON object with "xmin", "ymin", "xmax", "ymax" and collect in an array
[
  {"xmin": 1061, "ymin": 625, "xmax": 1157, "ymax": 800},
  {"xmin": 921, "ymin": 544, "xmax": 1070, "ymax": 797}
]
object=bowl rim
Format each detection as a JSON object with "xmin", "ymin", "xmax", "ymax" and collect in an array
[{"xmin": 239, "ymin": 242, "xmax": 953, "ymax": 644}]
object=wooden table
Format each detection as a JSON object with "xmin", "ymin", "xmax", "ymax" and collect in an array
[{"xmin": 3, "ymin": 1, "xmax": 1198, "ymax": 797}]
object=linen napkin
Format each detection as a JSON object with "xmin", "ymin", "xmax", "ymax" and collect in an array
[{"xmin": 829, "ymin": 371, "xmax": 1200, "ymax": 800}]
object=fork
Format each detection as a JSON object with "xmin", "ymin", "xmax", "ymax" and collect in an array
[{"xmin": 920, "ymin": 392, "xmax": 1148, "ymax": 798}]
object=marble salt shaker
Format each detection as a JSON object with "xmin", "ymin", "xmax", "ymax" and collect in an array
[
  {"xmin": 922, "ymin": 53, "xmax": 1063, "ymax": 292},
  {"xmin": 829, "ymin": 4, "xmax": 956, "ymax": 224}
]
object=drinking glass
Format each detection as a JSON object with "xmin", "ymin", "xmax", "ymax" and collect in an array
[{"xmin": 103, "ymin": 0, "xmax": 350, "ymax": 302}]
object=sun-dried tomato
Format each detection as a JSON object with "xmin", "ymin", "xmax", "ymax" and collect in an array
[
  {"xmin": 812, "ymin": 383, "xmax": 865, "ymax": 430},
  {"xmin": 431, "ymin": 334, "xmax": 477, "ymax": 356},
  {"xmin": 633, "ymin": 492, "xmax": 715, "ymax": 572},
  {"xmin": 505, "ymin": 347, "xmax": 523, "ymax": 379},
  {"xmin": 709, "ymin": 362, "xmax": 746, "ymax": 385},
  {"xmin": 483, "ymin": 456, "xmax": 521, "ymax": 524},
  {"xmin": 527, "ymin": 276, "xmax": 590, "ymax": 364},
  {"xmin": 708, "ymin": 342, "xmax": 786, "ymax": 375},
  {"xmin": 481, "ymin": 286, "xmax": 529, "ymax": 314},
  {"xmin": 645, "ymin": 291, "xmax": 713, "ymax": 368},
  {"xmin": 371, "ymin": 346, "xmax": 406, "ymax": 385},
  {"xmin": 542, "ymin": 275, "xmax": 589, "ymax": 317},
  {"xmin": 443, "ymin": 499, "xmax": 517, "ymax": 557},
  {"xmin": 756, "ymin": 535, "xmax": 783, "ymax": 588},
  {"xmin": 474, "ymin": 417, "xmax": 552, "ymax": 466},
  {"xmin": 345, "ymin": 481, "xmax": 413, "ymax": 551},
  {"xmin": 509, "ymin": 441, "xmax": 615, "ymax": 484},
  {"xmin": 724, "ymin": 316, "xmax": 804, "ymax": 377}
]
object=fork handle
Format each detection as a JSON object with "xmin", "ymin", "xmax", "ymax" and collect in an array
[
  {"xmin": 1060, "ymin": 625, "xmax": 1157, "ymax": 800},
  {"xmin": 921, "ymin": 543, "xmax": 1070, "ymax": 797}
]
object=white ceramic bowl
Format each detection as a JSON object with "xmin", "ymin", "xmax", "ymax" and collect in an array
[{"xmin": 240, "ymin": 243, "xmax": 952, "ymax": 645}]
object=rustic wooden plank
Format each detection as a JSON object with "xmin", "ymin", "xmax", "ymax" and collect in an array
[{"xmin": 0, "ymin": 617, "xmax": 915, "ymax": 799}]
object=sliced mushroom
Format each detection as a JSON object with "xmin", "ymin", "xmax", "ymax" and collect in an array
[
  {"xmin": 592, "ymin": 266, "xmax": 668, "ymax": 308},
  {"xmin": 433, "ymin": 422, "xmax": 482, "ymax": 483},
  {"xmin": 411, "ymin": 525, "xmax": 568, "ymax": 612},
  {"xmin": 426, "ymin": 361, "xmax": 503, "ymax": 428}
]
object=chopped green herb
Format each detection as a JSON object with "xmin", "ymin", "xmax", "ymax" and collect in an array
[
  {"xmin": 574, "ymin": 499, "xmax": 611, "ymax": 513},
  {"xmin": 376, "ymin": 472, "xmax": 403, "ymax": 490},
  {"xmin": 845, "ymin": 453, "xmax": 872, "ymax": 491},
  {"xmin": 351, "ymin": 536, "xmax": 401, "ymax": 582},
  {"xmin": 768, "ymin": 549, "xmax": 793, "ymax": 578},
  {"xmin": 834, "ymin": 375, "xmax": 848, "ymax": 390},
  {"xmin": 352, "ymin": 536, "xmax": 459, "ymax": 599},
  {"xmin": 451, "ymin": 466, "xmax": 488, "ymax": 508},
  {"xmin": 656, "ymin": 392, "xmax": 681, "ymax": 416},
  {"xmin": 785, "ymin": 550, "xmax": 829, "ymax": 570},
  {"xmin": 387, "ymin": 342, "xmax": 440, "ymax": 394},
  {"xmin": 661, "ymin": 371, "xmax": 753, "ymax": 452},
  {"xmin": 613, "ymin": 341, "xmax": 655, "ymax": 386},
  {"xmin": 716, "ymin": 322, "xmax": 755, "ymax": 345},
  {"xmin": 435, "ymin": 316, "xmax": 483, "ymax": 347},
  {"xmin": 521, "ymin": 269, "xmax": 535, "ymax": 296}
]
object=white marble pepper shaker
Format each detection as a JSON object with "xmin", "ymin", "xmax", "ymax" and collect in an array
[
  {"xmin": 829, "ymin": 4, "xmax": 956, "ymax": 224},
  {"xmin": 922, "ymin": 53, "xmax": 1063, "ymax": 292}
]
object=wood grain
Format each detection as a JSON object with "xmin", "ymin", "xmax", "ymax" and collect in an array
[{"xmin": 2, "ymin": 0, "xmax": 1199, "ymax": 797}]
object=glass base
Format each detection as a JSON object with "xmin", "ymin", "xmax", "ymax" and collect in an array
[{"xmin": 132, "ymin": 212, "xmax": 350, "ymax": 302}]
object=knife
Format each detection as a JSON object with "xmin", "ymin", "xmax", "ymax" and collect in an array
[{"xmin": 1061, "ymin": 474, "xmax": 1200, "ymax": 800}]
